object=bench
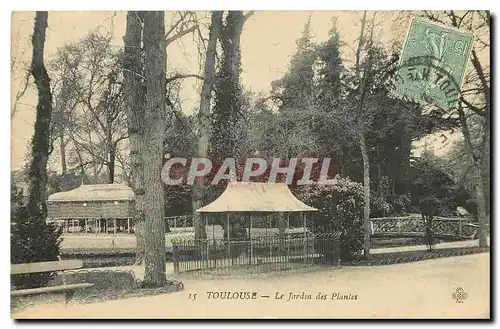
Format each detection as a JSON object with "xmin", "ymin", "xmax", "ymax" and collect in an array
[{"xmin": 11, "ymin": 259, "xmax": 94, "ymax": 304}]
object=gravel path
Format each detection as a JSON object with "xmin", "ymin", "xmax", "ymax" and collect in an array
[{"xmin": 12, "ymin": 253, "xmax": 490, "ymax": 319}]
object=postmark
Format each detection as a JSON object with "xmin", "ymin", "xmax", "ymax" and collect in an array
[
  {"xmin": 393, "ymin": 56, "xmax": 462, "ymax": 109},
  {"xmin": 393, "ymin": 17, "xmax": 474, "ymax": 109}
]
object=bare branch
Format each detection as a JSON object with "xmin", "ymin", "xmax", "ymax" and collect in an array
[
  {"xmin": 460, "ymin": 97, "xmax": 486, "ymax": 117},
  {"xmin": 242, "ymin": 11, "xmax": 255, "ymax": 23},
  {"xmin": 165, "ymin": 25, "xmax": 197, "ymax": 46},
  {"xmin": 166, "ymin": 73, "xmax": 204, "ymax": 84},
  {"xmin": 165, "ymin": 12, "xmax": 185, "ymax": 38},
  {"xmin": 11, "ymin": 69, "xmax": 31, "ymax": 118}
]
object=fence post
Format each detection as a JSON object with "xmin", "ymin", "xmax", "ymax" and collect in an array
[
  {"xmin": 173, "ymin": 245, "xmax": 179, "ymax": 274},
  {"xmin": 333, "ymin": 235, "xmax": 340, "ymax": 267},
  {"xmin": 459, "ymin": 219, "xmax": 463, "ymax": 237},
  {"xmin": 311, "ymin": 235, "xmax": 315, "ymax": 265}
]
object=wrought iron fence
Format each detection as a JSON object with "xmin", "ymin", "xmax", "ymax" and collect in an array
[
  {"xmin": 370, "ymin": 216, "xmax": 478, "ymax": 239},
  {"xmin": 171, "ymin": 232, "xmax": 340, "ymax": 276},
  {"xmin": 166, "ymin": 215, "xmax": 193, "ymax": 230}
]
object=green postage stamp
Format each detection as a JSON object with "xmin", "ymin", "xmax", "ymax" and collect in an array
[{"xmin": 393, "ymin": 17, "xmax": 474, "ymax": 109}]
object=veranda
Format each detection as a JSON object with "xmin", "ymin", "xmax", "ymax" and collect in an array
[{"xmin": 47, "ymin": 184, "xmax": 135, "ymax": 234}]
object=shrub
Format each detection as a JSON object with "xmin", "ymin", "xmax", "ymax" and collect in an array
[
  {"xmin": 409, "ymin": 157, "xmax": 456, "ymax": 215},
  {"xmin": 11, "ymin": 182, "xmax": 63, "ymax": 289},
  {"xmin": 370, "ymin": 196, "xmax": 394, "ymax": 218},
  {"xmin": 393, "ymin": 195, "xmax": 410, "ymax": 215},
  {"xmin": 299, "ymin": 177, "xmax": 364, "ymax": 261}
]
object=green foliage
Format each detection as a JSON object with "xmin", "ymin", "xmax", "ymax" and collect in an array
[
  {"xmin": 370, "ymin": 195, "xmax": 394, "ymax": 218},
  {"xmin": 409, "ymin": 157, "xmax": 456, "ymax": 215},
  {"xmin": 47, "ymin": 171, "xmax": 83, "ymax": 195},
  {"xmin": 300, "ymin": 177, "xmax": 364, "ymax": 261},
  {"xmin": 211, "ymin": 12, "xmax": 246, "ymax": 162},
  {"xmin": 420, "ymin": 196, "xmax": 441, "ymax": 251},
  {"xmin": 10, "ymin": 182, "xmax": 63, "ymax": 289},
  {"xmin": 393, "ymin": 195, "xmax": 411, "ymax": 215},
  {"xmin": 165, "ymin": 185, "xmax": 192, "ymax": 216}
]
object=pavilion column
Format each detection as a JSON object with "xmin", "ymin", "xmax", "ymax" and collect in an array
[
  {"xmin": 227, "ymin": 213, "xmax": 231, "ymax": 261},
  {"xmin": 128, "ymin": 218, "xmax": 131, "ymax": 234},
  {"xmin": 249, "ymin": 213, "xmax": 253, "ymax": 265},
  {"xmin": 303, "ymin": 213, "xmax": 307, "ymax": 264},
  {"xmin": 114, "ymin": 218, "xmax": 117, "ymax": 235},
  {"xmin": 205, "ymin": 213, "xmax": 209, "ymax": 267},
  {"xmin": 85, "ymin": 219, "xmax": 88, "ymax": 233}
]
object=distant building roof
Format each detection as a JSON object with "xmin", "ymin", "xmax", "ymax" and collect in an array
[
  {"xmin": 48, "ymin": 184, "xmax": 135, "ymax": 202},
  {"xmin": 196, "ymin": 182, "xmax": 317, "ymax": 213}
]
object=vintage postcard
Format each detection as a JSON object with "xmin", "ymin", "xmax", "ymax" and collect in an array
[{"xmin": 10, "ymin": 10, "xmax": 490, "ymax": 319}]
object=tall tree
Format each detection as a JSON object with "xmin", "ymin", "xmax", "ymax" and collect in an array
[
  {"xmin": 192, "ymin": 11, "xmax": 223, "ymax": 240},
  {"xmin": 269, "ymin": 17, "xmax": 319, "ymax": 158},
  {"xmin": 352, "ymin": 11, "xmax": 373, "ymax": 258},
  {"xmin": 123, "ymin": 11, "xmax": 146, "ymax": 265},
  {"xmin": 211, "ymin": 11, "xmax": 254, "ymax": 163},
  {"xmin": 423, "ymin": 10, "xmax": 490, "ymax": 247},
  {"xmin": 142, "ymin": 11, "xmax": 167, "ymax": 287},
  {"xmin": 12, "ymin": 11, "xmax": 62, "ymax": 289},
  {"xmin": 49, "ymin": 32, "xmax": 128, "ymax": 183},
  {"xmin": 27, "ymin": 11, "xmax": 53, "ymax": 219}
]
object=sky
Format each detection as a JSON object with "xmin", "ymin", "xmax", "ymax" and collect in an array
[{"xmin": 10, "ymin": 11, "xmax": 460, "ymax": 172}]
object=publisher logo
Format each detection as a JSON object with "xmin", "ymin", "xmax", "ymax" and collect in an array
[{"xmin": 452, "ymin": 287, "xmax": 468, "ymax": 303}]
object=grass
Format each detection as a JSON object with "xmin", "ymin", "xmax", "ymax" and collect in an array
[
  {"xmin": 343, "ymin": 246, "xmax": 490, "ymax": 266},
  {"xmin": 11, "ymin": 269, "xmax": 183, "ymax": 313}
]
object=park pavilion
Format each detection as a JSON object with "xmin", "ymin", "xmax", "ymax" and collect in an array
[
  {"xmin": 47, "ymin": 184, "xmax": 135, "ymax": 234},
  {"xmin": 170, "ymin": 182, "xmax": 332, "ymax": 275},
  {"xmin": 196, "ymin": 182, "xmax": 318, "ymax": 257}
]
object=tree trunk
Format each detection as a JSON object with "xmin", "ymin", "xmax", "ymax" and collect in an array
[
  {"xmin": 359, "ymin": 133, "xmax": 371, "ymax": 258},
  {"xmin": 457, "ymin": 106, "xmax": 488, "ymax": 247},
  {"xmin": 123, "ymin": 11, "xmax": 146, "ymax": 265},
  {"xmin": 192, "ymin": 11, "xmax": 222, "ymax": 240},
  {"xmin": 143, "ymin": 11, "xmax": 167, "ymax": 287},
  {"xmin": 108, "ymin": 142, "xmax": 116, "ymax": 183},
  {"xmin": 400, "ymin": 134, "xmax": 412, "ymax": 196},
  {"xmin": 375, "ymin": 142, "xmax": 382, "ymax": 195},
  {"xmin": 480, "ymin": 105, "xmax": 490, "ymax": 234},
  {"xmin": 470, "ymin": 47, "xmax": 491, "ymax": 247},
  {"xmin": 354, "ymin": 11, "xmax": 372, "ymax": 258},
  {"xmin": 59, "ymin": 135, "xmax": 67, "ymax": 175},
  {"xmin": 27, "ymin": 11, "xmax": 52, "ymax": 219}
]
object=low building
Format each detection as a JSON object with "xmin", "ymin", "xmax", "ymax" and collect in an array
[{"xmin": 47, "ymin": 184, "xmax": 135, "ymax": 234}]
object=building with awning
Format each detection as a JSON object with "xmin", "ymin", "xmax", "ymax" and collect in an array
[
  {"xmin": 196, "ymin": 182, "xmax": 317, "ymax": 213},
  {"xmin": 47, "ymin": 184, "xmax": 135, "ymax": 234},
  {"xmin": 196, "ymin": 182, "xmax": 317, "ymax": 240},
  {"xmin": 171, "ymin": 182, "xmax": 341, "ymax": 274}
]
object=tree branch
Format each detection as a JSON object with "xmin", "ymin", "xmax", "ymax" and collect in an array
[
  {"xmin": 242, "ymin": 11, "xmax": 255, "ymax": 23},
  {"xmin": 11, "ymin": 69, "xmax": 31, "ymax": 118},
  {"xmin": 166, "ymin": 73, "xmax": 204, "ymax": 84},
  {"xmin": 459, "ymin": 97, "xmax": 486, "ymax": 117},
  {"xmin": 165, "ymin": 25, "xmax": 197, "ymax": 46}
]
